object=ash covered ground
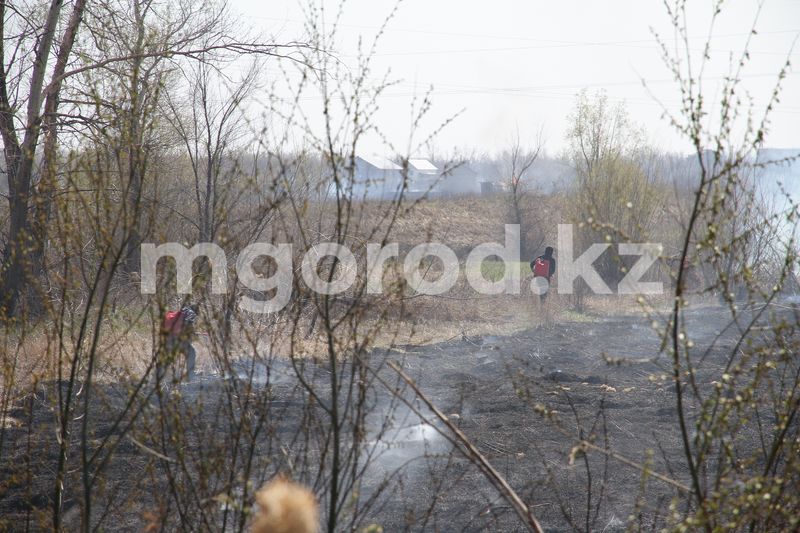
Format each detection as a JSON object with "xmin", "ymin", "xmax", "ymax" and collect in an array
[{"xmin": 1, "ymin": 305, "xmax": 777, "ymax": 531}]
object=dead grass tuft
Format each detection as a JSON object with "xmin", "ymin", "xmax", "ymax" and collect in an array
[{"xmin": 252, "ymin": 477, "xmax": 319, "ymax": 533}]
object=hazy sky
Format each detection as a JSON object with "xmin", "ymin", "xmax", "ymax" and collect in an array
[{"xmin": 230, "ymin": 0, "xmax": 800, "ymax": 157}]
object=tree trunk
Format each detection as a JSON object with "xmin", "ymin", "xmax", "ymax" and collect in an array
[{"xmin": 0, "ymin": 0, "xmax": 87, "ymax": 317}]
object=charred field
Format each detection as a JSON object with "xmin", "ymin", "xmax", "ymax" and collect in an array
[{"xmin": 1, "ymin": 303, "xmax": 781, "ymax": 532}]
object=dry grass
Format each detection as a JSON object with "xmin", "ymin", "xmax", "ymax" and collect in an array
[
  {"xmin": 2, "ymin": 194, "xmax": 682, "ymax": 391},
  {"xmin": 251, "ymin": 477, "xmax": 319, "ymax": 533}
]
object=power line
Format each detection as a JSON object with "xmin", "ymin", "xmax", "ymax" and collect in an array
[
  {"xmin": 238, "ymin": 14, "xmax": 799, "ymax": 58},
  {"xmin": 259, "ymin": 69, "xmax": 800, "ymax": 110},
  {"xmin": 365, "ymin": 42, "xmax": 798, "ymax": 58},
  {"xmin": 243, "ymin": 13, "xmax": 800, "ymax": 46}
]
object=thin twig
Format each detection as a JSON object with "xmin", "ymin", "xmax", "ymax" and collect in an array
[{"xmin": 387, "ymin": 360, "xmax": 544, "ymax": 533}]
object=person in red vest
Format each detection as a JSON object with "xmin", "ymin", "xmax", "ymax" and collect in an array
[
  {"xmin": 531, "ymin": 246, "xmax": 556, "ymax": 303},
  {"xmin": 160, "ymin": 303, "xmax": 199, "ymax": 382}
]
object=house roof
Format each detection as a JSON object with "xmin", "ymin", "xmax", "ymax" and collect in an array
[
  {"xmin": 357, "ymin": 154, "xmax": 401, "ymax": 170},
  {"xmin": 442, "ymin": 163, "xmax": 478, "ymax": 178},
  {"xmin": 408, "ymin": 158, "xmax": 438, "ymax": 172}
]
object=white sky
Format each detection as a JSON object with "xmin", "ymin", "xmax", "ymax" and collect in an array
[{"xmin": 230, "ymin": 0, "xmax": 800, "ymax": 157}]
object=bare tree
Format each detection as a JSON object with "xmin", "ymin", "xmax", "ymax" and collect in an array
[
  {"xmin": 164, "ymin": 57, "xmax": 260, "ymax": 243},
  {"xmin": 499, "ymin": 129, "xmax": 544, "ymax": 259},
  {"xmin": 0, "ymin": 0, "xmax": 88, "ymax": 317},
  {"xmin": 565, "ymin": 90, "xmax": 667, "ymax": 307},
  {"xmin": 652, "ymin": 1, "xmax": 800, "ymax": 523},
  {"xmin": 0, "ymin": 0, "xmax": 308, "ymax": 317}
]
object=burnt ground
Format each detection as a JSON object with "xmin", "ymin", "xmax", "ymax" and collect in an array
[
  {"xmin": 0, "ymin": 304, "xmax": 775, "ymax": 531},
  {"xmin": 359, "ymin": 305, "xmax": 740, "ymax": 532}
]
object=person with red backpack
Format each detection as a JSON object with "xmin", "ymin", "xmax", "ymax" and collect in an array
[
  {"xmin": 159, "ymin": 303, "xmax": 199, "ymax": 382},
  {"xmin": 531, "ymin": 246, "xmax": 556, "ymax": 303}
]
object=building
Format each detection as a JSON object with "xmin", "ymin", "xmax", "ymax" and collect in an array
[
  {"xmin": 352, "ymin": 155, "xmax": 442, "ymax": 199},
  {"xmin": 353, "ymin": 155, "xmax": 404, "ymax": 198},
  {"xmin": 406, "ymin": 158, "xmax": 439, "ymax": 197},
  {"xmin": 439, "ymin": 163, "xmax": 481, "ymax": 196},
  {"xmin": 352, "ymin": 153, "xmax": 575, "ymax": 198}
]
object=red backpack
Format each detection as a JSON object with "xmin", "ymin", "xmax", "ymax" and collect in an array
[
  {"xmin": 533, "ymin": 257, "xmax": 550, "ymax": 278},
  {"xmin": 162, "ymin": 310, "xmax": 184, "ymax": 335}
]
